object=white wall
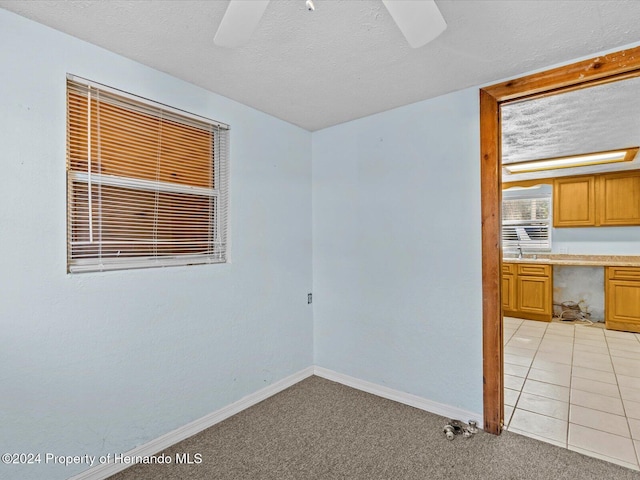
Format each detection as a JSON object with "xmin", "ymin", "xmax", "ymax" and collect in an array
[
  {"xmin": 553, "ymin": 266, "xmax": 605, "ymax": 321},
  {"xmin": 0, "ymin": 10, "xmax": 312, "ymax": 480},
  {"xmin": 312, "ymin": 88, "xmax": 484, "ymax": 417}
]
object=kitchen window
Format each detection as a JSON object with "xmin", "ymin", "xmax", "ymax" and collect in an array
[
  {"xmin": 66, "ymin": 75, "xmax": 229, "ymax": 273},
  {"xmin": 502, "ymin": 186, "xmax": 551, "ymax": 251}
]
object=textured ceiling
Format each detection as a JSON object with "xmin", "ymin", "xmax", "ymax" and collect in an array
[
  {"xmin": 502, "ymin": 76, "xmax": 640, "ymax": 182},
  {"xmin": 2, "ymin": 0, "xmax": 640, "ymax": 132}
]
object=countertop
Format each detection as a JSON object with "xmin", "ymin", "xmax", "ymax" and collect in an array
[{"xmin": 503, "ymin": 254, "xmax": 640, "ymax": 267}]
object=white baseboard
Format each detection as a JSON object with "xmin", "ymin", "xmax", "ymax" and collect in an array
[
  {"xmin": 313, "ymin": 366, "xmax": 484, "ymax": 429},
  {"xmin": 69, "ymin": 365, "xmax": 482, "ymax": 480},
  {"xmin": 68, "ymin": 366, "xmax": 315, "ymax": 480}
]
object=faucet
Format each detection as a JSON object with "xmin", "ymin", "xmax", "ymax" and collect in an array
[{"xmin": 516, "ymin": 245, "xmax": 523, "ymax": 259}]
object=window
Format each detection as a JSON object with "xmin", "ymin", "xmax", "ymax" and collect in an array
[
  {"xmin": 66, "ymin": 76, "xmax": 229, "ymax": 273},
  {"xmin": 502, "ymin": 186, "xmax": 551, "ymax": 251}
]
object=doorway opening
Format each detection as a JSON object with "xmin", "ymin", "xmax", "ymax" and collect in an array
[{"xmin": 480, "ymin": 45, "xmax": 640, "ymax": 436}]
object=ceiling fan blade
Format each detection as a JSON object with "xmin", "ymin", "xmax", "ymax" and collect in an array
[
  {"xmin": 382, "ymin": 0, "xmax": 447, "ymax": 48},
  {"xmin": 214, "ymin": 0, "xmax": 270, "ymax": 48}
]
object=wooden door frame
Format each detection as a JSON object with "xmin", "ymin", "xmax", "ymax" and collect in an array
[{"xmin": 481, "ymin": 45, "xmax": 640, "ymax": 435}]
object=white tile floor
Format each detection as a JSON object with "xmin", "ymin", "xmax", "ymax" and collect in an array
[{"xmin": 504, "ymin": 316, "xmax": 640, "ymax": 471}]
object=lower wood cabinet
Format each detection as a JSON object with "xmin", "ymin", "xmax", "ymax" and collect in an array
[
  {"xmin": 503, "ymin": 262, "xmax": 553, "ymax": 322},
  {"xmin": 502, "ymin": 264, "xmax": 517, "ymax": 313},
  {"xmin": 606, "ymin": 266, "xmax": 640, "ymax": 333}
]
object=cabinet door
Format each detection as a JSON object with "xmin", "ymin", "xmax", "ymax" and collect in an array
[
  {"xmin": 598, "ymin": 171, "xmax": 640, "ymax": 226},
  {"xmin": 606, "ymin": 266, "xmax": 640, "ymax": 333},
  {"xmin": 502, "ymin": 274, "xmax": 517, "ymax": 314},
  {"xmin": 553, "ymin": 176, "xmax": 596, "ymax": 227},
  {"xmin": 517, "ymin": 275, "xmax": 552, "ymax": 321},
  {"xmin": 502, "ymin": 263, "xmax": 517, "ymax": 315},
  {"xmin": 606, "ymin": 280, "xmax": 640, "ymax": 333}
]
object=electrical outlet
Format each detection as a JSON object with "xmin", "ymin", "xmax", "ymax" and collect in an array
[{"xmin": 307, "ymin": 293, "xmax": 312, "ymax": 304}]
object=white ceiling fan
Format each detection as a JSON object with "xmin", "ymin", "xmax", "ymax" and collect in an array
[{"xmin": 214, "ymin": 0, "xmax": 447, "ymax": 49}]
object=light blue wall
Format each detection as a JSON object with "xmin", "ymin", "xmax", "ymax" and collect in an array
[
  {"xmin": 553, "ymin": 226, "xmax": 640, "ymax": 255},
  {"xmin": 312, "ymin": 88, "xmax": 484, "ymax": 416},
  {"xmin": 0, "ymin": 9, "xmax": 312, "ymax": 480}
]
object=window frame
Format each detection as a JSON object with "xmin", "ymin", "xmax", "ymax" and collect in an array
[
  {"xmin": 502, "ymin": 188, "xmax": 552, "ymax": 252},
  {"xmin": 66, "ymin": 75, "xmax": 230, "ymax": 273}
]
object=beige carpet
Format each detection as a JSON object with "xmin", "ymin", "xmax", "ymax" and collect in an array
[{"xmin": 108, "ymin": 376, "xmax": 640, "ymax": 479}]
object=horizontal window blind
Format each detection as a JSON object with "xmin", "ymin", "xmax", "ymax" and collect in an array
[
  {"xmin": 502, "ymin": 195, "xmax": 551, "ymax": 250},
  {"xmin": 66, "ymin": 76, "xmax": 229, "ymax": 273}
]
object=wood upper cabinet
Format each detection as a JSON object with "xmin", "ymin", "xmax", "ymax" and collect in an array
[
  {"xmin": 502, "ymin": 262, "xmax": 552, "ymax": 322},
  {"xmin": 553, "ymin": 176, "xmax": 596, "ymax": 227},
  {"xmin": 553, "ymin": 170, "xmax": 640, "ymax": 227},
  {"xmin": 598, "ymin": 171, "xmax": 640, "ymax": 226},
  {"xmin": 606, "ymin": 267, "xmax": 640, "ymax": 333}
]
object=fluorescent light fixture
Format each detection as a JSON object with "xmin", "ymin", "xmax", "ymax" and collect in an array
[{"xmin": 503, "ymin": 147, "xmax": 639, "ymax": 174}]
